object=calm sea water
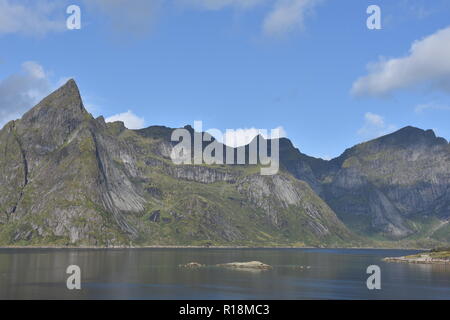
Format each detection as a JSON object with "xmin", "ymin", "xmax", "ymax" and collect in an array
[{"xmin": 0, "ymin": 248, "xmax": 449, "ymax": 300}]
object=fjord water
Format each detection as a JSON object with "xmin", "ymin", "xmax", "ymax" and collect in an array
[{"xmin": 0, "ymin": 248, "xmax": 449, "ymax": 300}]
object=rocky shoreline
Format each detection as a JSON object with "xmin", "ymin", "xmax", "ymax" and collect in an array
[
  {"xmin": 0, "ymin": 245, "xmax": 430, "ymax": 250},
  {"xmin": 384, "ymin": 251, "xmax": 450, "ymax": 265}
]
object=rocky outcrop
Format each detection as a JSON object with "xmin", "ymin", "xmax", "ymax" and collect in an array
[
  {"xmin": 165, "ymin": 165, "xmax": 237, "ymax": 184},
  {"xmin": 236, "ymin": 174, "xmax": 353, "ymax": 240},
  {"xmin": 384, "ymin": 251, "xmax": 450, "ymax": 264},
  {"xmin": 216, "ymin": 261, "xmax": 272, "ymax": 270},
  {"xmin": 179, "ymin": 262, "xmax": 204, "ymax": 268}
]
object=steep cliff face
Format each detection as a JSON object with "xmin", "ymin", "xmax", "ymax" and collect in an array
[
  {"xmin": 0, "ymin": 80, "xmax": 146, "ymax": 245},
  {"xmin": 236, "ymin": 174, "xmax": 354, "ymax": 243},
  {"xmin": 327, "ymin": 128, "xmax": 449, "ymax": 237},
  {"xmin": 282, "ymin": 127, "xmax": 450, "ymax": 240},
  {"xmin": 0, "ymin": 80, "xmax": 357, "ymax": 247}
]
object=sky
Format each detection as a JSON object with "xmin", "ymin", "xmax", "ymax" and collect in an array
[{"xmin": 1, "ymin": 0, "xmax": 450, "ymax": 159}]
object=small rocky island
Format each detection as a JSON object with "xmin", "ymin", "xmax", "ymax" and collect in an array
[
  {"xmin": 178, "ymin": 262, "xmax": 204, "ymax": 268},
  {"xmin": 384, "ymin": 249, "xmax": 450, "ymax": 265},
  {"xmin": 178, "ymin": 261, "xmax": 272, "ymax": 270},
  {"xmin": 216, "ymin": 261, "xmax": 272, "ymax": 270}
]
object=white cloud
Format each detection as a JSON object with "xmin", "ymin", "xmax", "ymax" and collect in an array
[
  {"xmin": 0, "ymin": 0, "xmax": 322, "ymax": 38},
  {"xmin": 105, "ymin": 110, "xmax": 145, "ymax": 129},
  {"xmin": 221, "ymin": 126, "xmax": 287, "ymax": 147},
  {"xmin": 352, "ymin": 26, "xmax": 450, "ymax": 97},
  {"xmin": 179, "ymin": 0, "xmax": 321, "ymax": 36},
  {"xmin": 0, "ymin": 61, "xmax": 53, "ymax": 127},
  {"xmin": 263, "ymin": 0, "xmax": 321, "ymax": 36},
  {"xmin": 415, "ymin": 102, "xmax": 450, "ymax": 114},
  {"xmin": 357, "ymin": 112, "xmax": 397, "ymax": 140},
  {"xmin": 0, "ymin": 0, "xmax": 66, "ymax": 36}
]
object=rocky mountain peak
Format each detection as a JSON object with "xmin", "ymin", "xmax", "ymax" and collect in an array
[
  {"xmin": 13, "ymin": 79, "xmax": 92, "ymax": 155},
  {"xmin": 20, "ymin": 78, "xmax": 87, "ymax": 125},
  {"xmin": 374, "ymin": 126, "xmax": 447, "ymax": 148},
  {"xmin": 55, "ymin": 78, "xmax": 82, "ymax": 102}
]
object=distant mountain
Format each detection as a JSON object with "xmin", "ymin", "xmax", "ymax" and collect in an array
[
  {"xmin": 281, "ymin": 125, "xmax": 450, "ymax": 244},
  {"xmin": 0, "ymin": 80, "xmax": 448, "ymax": 247}
]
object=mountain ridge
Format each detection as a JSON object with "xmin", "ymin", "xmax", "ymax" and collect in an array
[{"xmin": 0, "ymin": 79, "xmax": 448, "ymax": 248}]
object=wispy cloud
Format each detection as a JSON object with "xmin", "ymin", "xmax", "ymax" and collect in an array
[
  {"xmin": 352, "ymin": 26, "xmax": 450, "ymax": 97},
  {"xmin": 0, "ymin": 0, "xmax": 322, "ymax": 38},
  {"xmin": 0, "ymin": 0, "xmax": 163, "ymax": 38},
  {"xmin": 105, "ymin": 110, "xmax": 145, "ymax": 129},
  {"xmin": 263, "ymin": 0, "xmax": 322, "ymax": 37},
  {"xmin": 0, "ymin": 62, "xmax": 55, "ymax": 127},
  {"xmin": 415, "ymin": 102, "xmax": 450, "ymax": 114},
  {"xmin": 0, "ymin": 0, "xmax": 66, "ymax": 36},
  {"xmin": 357, "ymin": 112, "xmax": 397, "ymax": 140},
  {"xmin": 179, "ymin": 0, "xmax": 322, "ymax": 36}
]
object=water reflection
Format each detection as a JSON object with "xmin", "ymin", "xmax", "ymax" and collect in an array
[{"xmin": 0, "ymin": 248, "xmax": 449, "ymax": 300}]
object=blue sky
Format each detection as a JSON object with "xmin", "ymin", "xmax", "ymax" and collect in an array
[{"xmin": 1, "ymin": 0, "xmax": 450, "ymax": 159}]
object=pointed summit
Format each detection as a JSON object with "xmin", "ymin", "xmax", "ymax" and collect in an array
[
  {"xmin": 30, "ymin": 78, "xmax": 84, "ymax": 115},
  {"xmin": 20, "ymin": 78, "xmax": 88, "ymax": 123},
  {"xmin": 57, "ymin": 78, "xmax": 82, "ymax": 101},
  {"xmin": 16, "ymin": 79, "xmax": 92, "ymax": 152}
]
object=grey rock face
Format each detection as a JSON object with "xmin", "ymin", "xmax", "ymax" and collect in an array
[
  {"xmin": 282, "ymin": 126, "xmax": 450, "ymax": 239},
  {"xmin": 236, "ymin": 174, "xmax": 352, "ymax": 239},
  {"xmin": 0, "ymin": 80, "xmax": 147, "ymax": 245},
  {"xmin": 166, "ymin": 165, "xmax": 237, "ymax": 184}
]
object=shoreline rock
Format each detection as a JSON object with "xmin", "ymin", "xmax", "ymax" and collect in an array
[
  {"xmin": 216, "ymin": 261, "xmax": 272, "ymax": 270},
  {"xmin": 178, "ymin": 262, "xmax": 204, "ymax": 268},
  {"xmin": 383, "ymin": 253, "xmax": 450, "ymax": 265}
]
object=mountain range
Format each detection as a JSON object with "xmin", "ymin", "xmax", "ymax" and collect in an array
[{"xmin": 0, "ymin": 79, "xmax": 449, "ymax": 248}]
